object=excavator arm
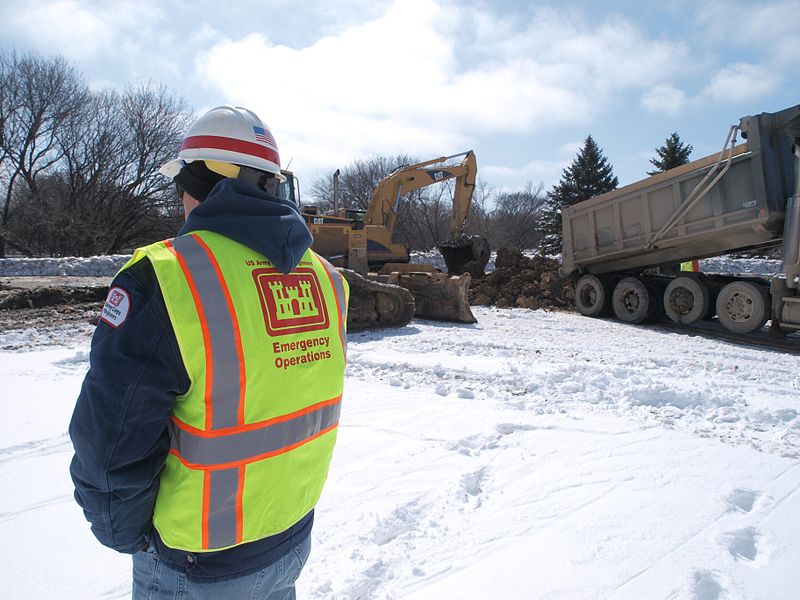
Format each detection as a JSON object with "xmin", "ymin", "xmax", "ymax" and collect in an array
[{"xmin": 364, "ymin": 151, "xmax": 478, "ymax": 239}]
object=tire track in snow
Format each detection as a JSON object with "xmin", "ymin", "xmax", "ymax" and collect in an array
[
  {"xmin": 347, "ymin": 310, "xmax": 800, "ymax": 459},
  {"xmin": 0, "ymin": 494, "xmax": 72, "ymax": 523},
  {"xmin": 0, "ymin": 433, "xmax": 71, "ymax": 465}
]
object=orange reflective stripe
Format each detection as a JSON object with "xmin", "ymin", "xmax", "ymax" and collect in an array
[
  {"xmin": 168, "ymin": 423, "xmax": 338, "ymax": 471},
  {"xmin": 171, "ymin": 395, "xmax": 342, "ymax": 438},
  {"xmin": 192, "ymin": 234, "xmax": 247, "ymax": 426},
  {"xmin": 166, "ymin": 239, "xmax": 215, "ymax": 430},
  {"xmin": 236, "ymin": 466, "xmax": 245, "ymax": 544},
  {"xmin": 169, "ymin": 398, "xmax": 341, "ymax": 469},
  {"xmin": 316, "ymin": 254, "xmax": 347, "ymax": 361},
  {"xmin": 202, "ymin": 471, "xmax": 211, "ymax": 549}
]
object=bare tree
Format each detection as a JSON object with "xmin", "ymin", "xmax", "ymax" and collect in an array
[
  {"xmin": 2, "ymin": 51, "xmax": 193, "ymax": 256},
  {"xmin": 487, "ymin": 182, "xmax": 548, "ymax": 250},
  {"xmin": 307, "ymin": 153, "xmax": 418, "ymax": 213},
  {"xmin": 0, "ymin": 51, "xmax": 89, "ymax": 256}
]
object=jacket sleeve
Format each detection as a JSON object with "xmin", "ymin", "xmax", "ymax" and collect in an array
[{"xmin": 69, "ymin": 258, "xmax": 190, "ymax": 553}]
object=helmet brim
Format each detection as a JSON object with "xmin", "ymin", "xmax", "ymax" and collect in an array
[{"xmin": 159, "ymin": 159, "xmax": 185, "ymax": 178}]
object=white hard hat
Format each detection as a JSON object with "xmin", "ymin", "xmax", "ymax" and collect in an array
[{"xmin": 160, "ymin": 106, "xmax": 285, "ymax": 182}]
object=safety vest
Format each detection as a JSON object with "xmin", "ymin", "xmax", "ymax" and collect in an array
[
  {"xmin": 121, "ymin": 230, "xmax": 348, "ymax": 552},
  {"xmin": 680, "ymin": 260, "xmax": 700, "ymax": 272}
]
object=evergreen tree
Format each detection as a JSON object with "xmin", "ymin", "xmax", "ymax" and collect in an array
[
  {"xmin": 539, "ymin": 136, "xmax": 619, "ymax": 255},
  {"xmin": 648, "ymin": 132, "xmax": 692, "ymax": 176}
]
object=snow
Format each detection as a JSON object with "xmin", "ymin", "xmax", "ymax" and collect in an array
[
  {"xmin": 1, "ymin": 305, "xmax": 799, "ymax": 599},
  {"xmin": 1, "ymin": 252, "xmax": 782, "ymax": 278},
  {"xmin": 0, "ymin": 255, "xmax": 130, "ymax": 277}
]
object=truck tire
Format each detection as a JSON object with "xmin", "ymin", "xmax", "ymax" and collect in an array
[
  {"xmin": 663, "ymin": 277, "xmax": 711, "ymax": 324},
  {"xmin": 612, "ymin": 277, "xmax": 659, "ymax": 323},
  {"xmin": 574, "ymin": 274, "xmax": 612, "ymax": 317},
  {"xmin": 715, "ymin": 281, "xmax": 770, "ymax": 334}
]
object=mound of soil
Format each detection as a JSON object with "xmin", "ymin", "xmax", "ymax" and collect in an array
[
  {"xmin": 469, "ymin": 247, "xmax": 575, "ymax": 311},
  {"xmin": 0, "ymin": 285, "xmax": 108, "ymax": 310}
]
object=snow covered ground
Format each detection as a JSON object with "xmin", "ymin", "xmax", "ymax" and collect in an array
[
  {"xmin": 0, "ymin": 252, "xmax": 784, "ymax": 277},
  {"xmin": 1, "ymin": 306, "xmax": 799, "ymax": 599}
]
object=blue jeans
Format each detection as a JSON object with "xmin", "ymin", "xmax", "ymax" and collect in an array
[{"xmin": 132, "ymin": 535, "xmax": 312, "ymax": 600}]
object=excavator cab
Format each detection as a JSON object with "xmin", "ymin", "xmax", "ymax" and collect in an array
[{"xmin": 277, "ymin": 170, "xmax": 300, "ymax": 207}]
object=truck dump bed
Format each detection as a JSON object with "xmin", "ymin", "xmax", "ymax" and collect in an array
[{"xmin": 561, "ymin": 105, "xmax": 800, "ymax": 276}]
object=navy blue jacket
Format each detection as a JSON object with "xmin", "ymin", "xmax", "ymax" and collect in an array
[{"xmin": 69, "ymin": 179, "xmax": 316, "ymax": 581}]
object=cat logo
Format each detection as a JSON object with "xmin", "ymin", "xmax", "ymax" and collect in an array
[{"xmin": 252, "ymin": 268, "xmax": 330, "ymax": 335}]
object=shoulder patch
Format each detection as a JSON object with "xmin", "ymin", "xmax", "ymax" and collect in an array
[{"xmin": 100, "ymin": 286, "xmax": 131, "ymax": 328}]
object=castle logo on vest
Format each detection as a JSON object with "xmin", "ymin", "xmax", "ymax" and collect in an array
[{"xmin": 252, "ymin": 268, "xmax": 330, "ymax": 335}]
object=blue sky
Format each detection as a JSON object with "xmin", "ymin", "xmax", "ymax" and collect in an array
[{"xmin": 1, "ymin": 0, "xmax": 798, "ymax": 194}]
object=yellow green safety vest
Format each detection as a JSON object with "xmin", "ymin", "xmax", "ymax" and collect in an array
[
  {"xmin": 680, "ymin": 260, "xmax": 700, "ymax": 272},
  {"xmin": 121, "ymin": 230, "xmax": 348, "ymax": 552}
]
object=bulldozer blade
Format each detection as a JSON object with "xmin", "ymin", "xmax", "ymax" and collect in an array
[
  {"xmin": 438, "ymin": 235, "xmax": 490, "ymax": 278},
  {"xmin": 339, "ymin": 268, "xmax": 415, "ymax": 331},
  {"xmin": 372, "ymin": 267, "xmax": 476, "ymax": 324}
]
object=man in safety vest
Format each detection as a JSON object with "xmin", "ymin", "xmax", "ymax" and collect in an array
[{"xmin": 69, "ymin": 106, "xmax": 348, "ymax": 598}]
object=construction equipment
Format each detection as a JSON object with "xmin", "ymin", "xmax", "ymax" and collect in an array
[
  {"xmin": 281, "ymin": 151, "xmax": 489, "ymax": 328},
  {"xmin": 561, "ymin": 104, "xmax": 800, "ymax": 335}
]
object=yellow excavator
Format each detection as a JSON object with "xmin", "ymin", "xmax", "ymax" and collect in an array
[{"xmin": 279, "ymin": 151, "xmax": 489, "ymax": 329}]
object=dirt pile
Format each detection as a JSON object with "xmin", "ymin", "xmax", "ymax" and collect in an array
[
  {"xmin": 0, "ymin": 285, "xmax": 108, "ymax": 310},
  {"xmin": 469, "ymin": 247, "xmax": 575, "ymax": 311}
]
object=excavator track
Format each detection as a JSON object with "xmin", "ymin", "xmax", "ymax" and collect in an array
[{"xmin": 338, "ymin": 269, "xmax": 415, "ymax": 331}]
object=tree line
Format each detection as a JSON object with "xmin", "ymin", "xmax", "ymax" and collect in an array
[
  {"xmin": 0, "ymin": 51, "xmax": 192, "ymax": 257},
  {"xmin": 1, "ymin": 50, "xmax": 694, "ymax": 258},
  {"xmin": 305, "ymin": 132, "xmax": 693, "ymax": 254}
]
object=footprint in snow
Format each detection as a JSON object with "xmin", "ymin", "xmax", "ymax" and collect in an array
[
  {"xmin": 728, "ymin": 488, "xmax": 758, "ymax": 513},
  {"xmin": 460, "ymin": 466, "xmax": 488, "ymax": 503},
  {"xmin": 692, "ymin": 570, "xmax": 723, "ymax": 600},
  {"xmin": 447, "ymin": 433, "xmax": 499, "ymax": 456},
  {"xmin": 724, "ymin": 527, "xmax": 759, "ymax": 561}
]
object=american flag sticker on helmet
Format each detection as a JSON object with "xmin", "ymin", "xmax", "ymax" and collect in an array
[{"xmin": 253, "ymin": 126, "xmax": 276, "ymax": 147}]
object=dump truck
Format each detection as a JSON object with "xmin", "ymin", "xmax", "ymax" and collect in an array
[
  {"xmin": 279, "ymin": 152, "xmax": 488, "ymax": 328},
  {"xmin": 561, "ymin": 104, "xmax": 800, "ymax": 335}
]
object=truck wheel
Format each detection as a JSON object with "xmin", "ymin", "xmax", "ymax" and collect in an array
[
  {"xmin": 575, "ymin": 274, "xmax": 612, "ymax": 317},
  {"xmin": 715, "ymin": 281, "xmax": 770, "ymax": 333},
  {"xmin": 612, "ymin": 277, "xmax": 657, "ymax": 323},
  {"xmin": 664, "ymin": 277, "xmax": 711, "ymax": 324}
]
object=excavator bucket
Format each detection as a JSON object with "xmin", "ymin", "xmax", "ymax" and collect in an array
[
  {"xmin": 371, "ymin": 264, "xmax": 477, "ymax": 324},
  {"xmin": 439, "ymin": 235, "xmax": 491, "ymax": 278}
]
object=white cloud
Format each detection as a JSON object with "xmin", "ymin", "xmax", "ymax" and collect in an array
[
  {"xmin": 558, "ymin": 141, "xmax": 583, "ymax": 155},
  {"xmin": 4, "ymin": 0, "xmax": 113, "ymax": 60},
  {"xmin": 2, "ymin": 0, "xmax": 165, "ymax": 61},
  {"xmin": 704, "ymin": 63, "xmax": 782, "ymax": 103},
  {"xmin": 693, "ymin": 1, "xmax": 798, "ymax": 105},
  {"xmin": 483, "ymin": 158, "xmax": 570, "ymax": 189},
  {"xmin": 198, "ymin": 0, "xmax": 693, "ymax": 175},
  {"xmin": 641, "ymin": 84, "xmax": 688, "ymax": 115}
]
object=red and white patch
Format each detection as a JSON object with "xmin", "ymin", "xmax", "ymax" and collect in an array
[{"xmin": 100, "ymin": 286, "xmax": 131, "ymax": 328}]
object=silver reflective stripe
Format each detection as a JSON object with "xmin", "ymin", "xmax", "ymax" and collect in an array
[
  {"xmin": 316, "ymin": 254, "xmax": 348, "ymax": 357},
  {"xmin": 207, "ymin": 468, "xmax": 239, "ymax": 549},
  {"xmin": 172, "ymin": 235, "xmax": 242, "ymax": 429},
  {"xmin": 172, "ymin": 234, "xmax": 244, "ymax": 548},
  {"xmin": 174, "ymin": 400, "xmax": 341, "ymax": 467}
]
